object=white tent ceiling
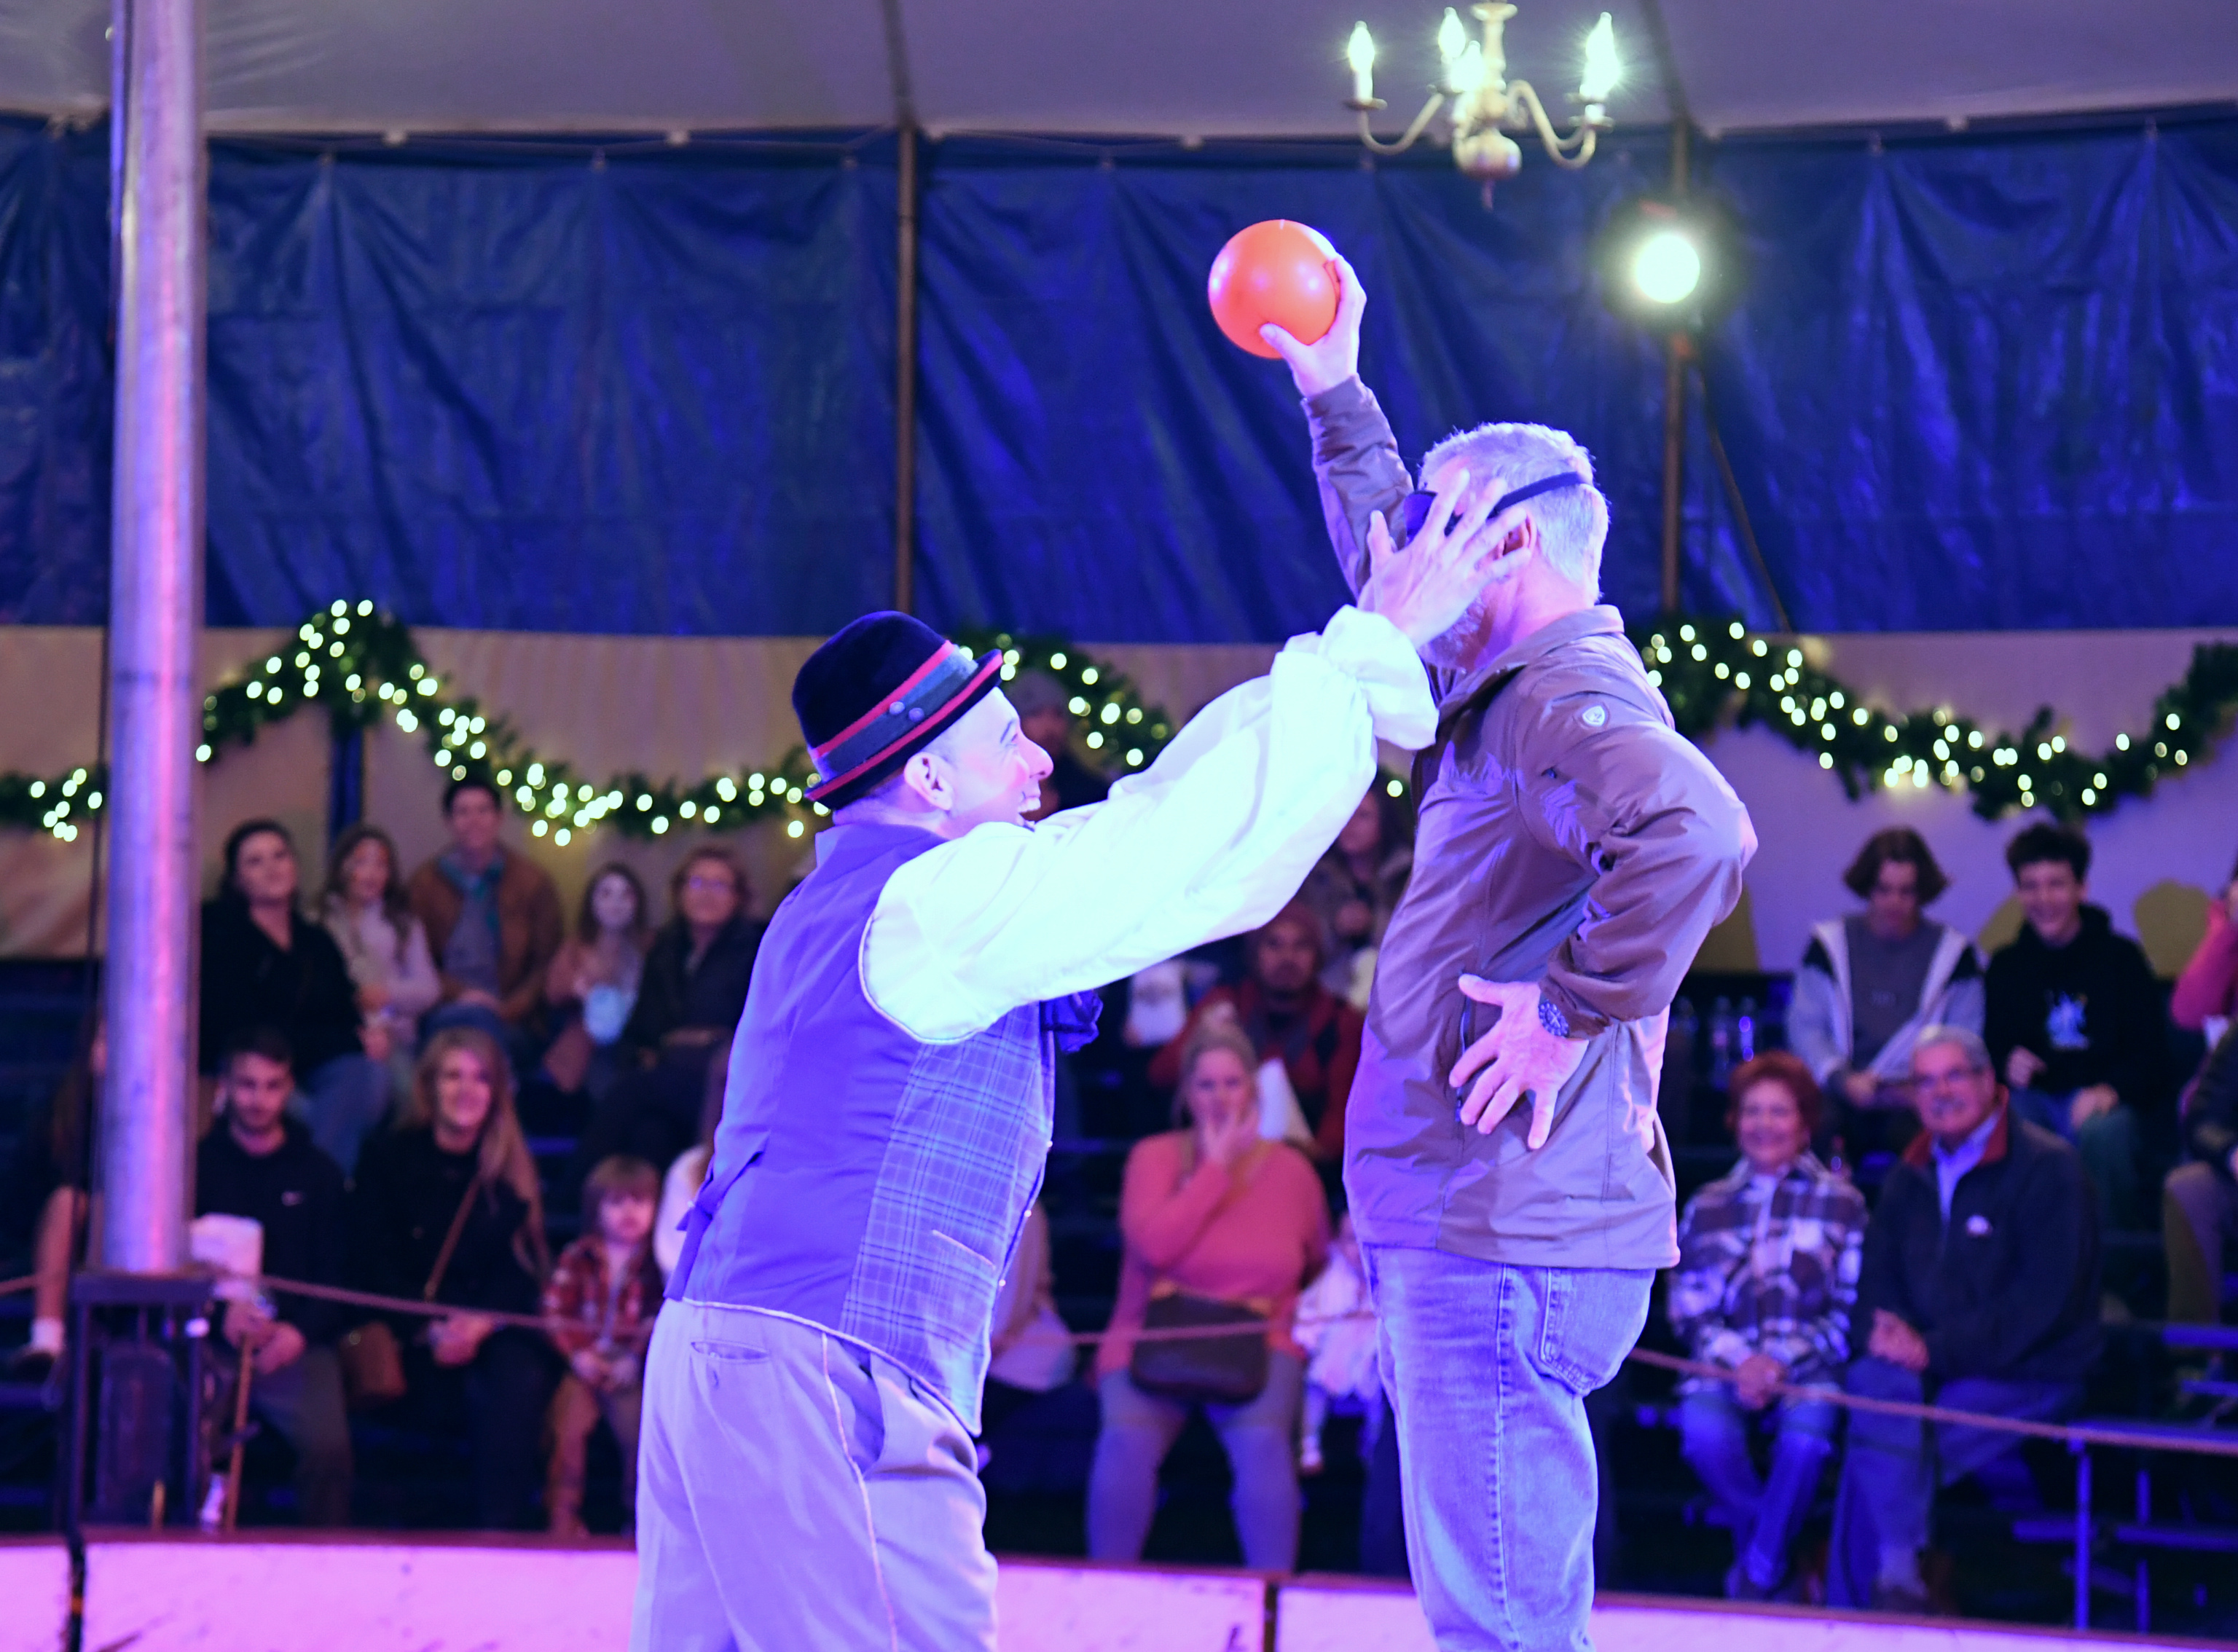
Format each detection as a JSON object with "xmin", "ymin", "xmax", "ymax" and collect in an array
[{"xmin": 1, "ymin": 0, "xmax": 2232, "ymax": 139}]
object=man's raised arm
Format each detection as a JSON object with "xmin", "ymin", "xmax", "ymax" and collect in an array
[{"xmin": 1263, "ymin": 259, "xmax": 1414, "ymax": 600}]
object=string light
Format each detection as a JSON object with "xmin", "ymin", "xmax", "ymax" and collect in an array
[{"xmin": 17, "ymin": 601, "xmax": 2227, "ymax": 844}]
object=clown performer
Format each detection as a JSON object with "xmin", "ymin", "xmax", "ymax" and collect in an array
[{"xmin": 633, "ymin": 487, "xmax": 1525, "ymax": 1650}]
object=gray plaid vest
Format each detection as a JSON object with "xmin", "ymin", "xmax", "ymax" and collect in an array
[{"xmin": 669, "ymin": 822, "xmax": 1053, "ymax": 1431}]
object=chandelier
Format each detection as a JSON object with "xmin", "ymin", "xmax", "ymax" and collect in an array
[{"xmin": 1344, "ymin": 6, "xmax": 1619, "ymax": 186}]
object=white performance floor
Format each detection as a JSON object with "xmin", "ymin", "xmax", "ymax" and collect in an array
[{"xmin": 0, "ymin": 1535, "xmax": 2210, "ymax": 1651}]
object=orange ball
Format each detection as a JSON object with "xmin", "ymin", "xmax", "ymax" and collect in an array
[{"xmin": 1207, "ymin": 220, "xmax": 1340, "ymax": 359}]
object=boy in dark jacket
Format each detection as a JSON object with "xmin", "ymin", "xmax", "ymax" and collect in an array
[
  {"xmin": 197, "ymin": 1028, "xmax": 355, "ymax": 1525},
  {"xmin": 1828, "ymin": 1026, "xmax": 2100, "ymax": 1612},
  {"xmin": 1984, "ymin": 823, "xmax": 2162, "ymax": 1227}
]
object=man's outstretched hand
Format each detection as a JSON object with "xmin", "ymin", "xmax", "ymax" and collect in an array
[
  {"xmin": 1449, "ymin": 977, "xmax": 1587, "ymax": 1147},
  {"xmin": 1261, "ymin": 255, "xmax": 1367, "ymax": 397}
]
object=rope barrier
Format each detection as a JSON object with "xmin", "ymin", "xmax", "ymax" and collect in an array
[
  {"xmin": 13, "ymin": 1266, "xmax": 2236, "ymax": 1461},
  {"xmin": 1622, "ymin": 1346, "xmax": 2238, "ymax": 1460}
]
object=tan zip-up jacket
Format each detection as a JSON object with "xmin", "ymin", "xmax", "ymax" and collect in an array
[{"xmin": 1310, "ymin": 377, "xmax": 1756, "ymax": 1270}]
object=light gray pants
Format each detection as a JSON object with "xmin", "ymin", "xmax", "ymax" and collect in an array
[{"xmin": 632, "ymin": 1302, "xmax": 996, "ymax": 1652}]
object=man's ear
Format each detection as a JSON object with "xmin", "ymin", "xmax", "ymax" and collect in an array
[{"xmin": 899, "ymin": 750, "xmax": 952, "ymax": 811}]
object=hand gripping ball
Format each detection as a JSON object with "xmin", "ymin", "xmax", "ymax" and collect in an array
[{"xmin": 1206, "ymin": 220, "xmax": 1340, "ymax": 359}]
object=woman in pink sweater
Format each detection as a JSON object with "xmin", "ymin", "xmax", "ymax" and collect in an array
[
  {"xmin": 1088, "ymin": 1018, "xmax": 1331, "ymax": 1570},
  {"xmin": 2172, "ymin": 867, "xmax": 2238, "ymax": 1031}
]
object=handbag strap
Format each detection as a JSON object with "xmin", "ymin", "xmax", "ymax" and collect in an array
[{"xmin": 422, "ymin": 1168, "xmax": 486, "ymax": 1302}]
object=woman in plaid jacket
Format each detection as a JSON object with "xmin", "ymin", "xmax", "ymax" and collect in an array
[{"xmin": 1668, "ymin": 1051, "xmax": 1867, "ymax": 1600}]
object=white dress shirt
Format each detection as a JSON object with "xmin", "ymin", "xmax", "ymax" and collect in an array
[{"xmin": 863, "ymin": 605, "xmax": 1437, "ymax": 1043}]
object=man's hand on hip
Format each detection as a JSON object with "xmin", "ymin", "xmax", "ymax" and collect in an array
[
  {"xmin": 1448, "ymin": 977, "xmax": 1587, "ymax": 1147},
  {"xmin": 1261, "ymin": 254, "xmax": 1366, "ymax": 397}
]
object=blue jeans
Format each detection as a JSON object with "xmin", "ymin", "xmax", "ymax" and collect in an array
[
  {"xmin": 1826, "ymin": 1355, "xmax": 2082, "ymax": 1605},
  {"xmin": 1088, "ymin": 1353, "xmax": 1306, "ymax": 1571},
  {"xmin": 1365, "ymin": 1246, "xmax": 1652, "ymax": 1651},
  {"xmin": 1677, "ymin": 1384, "xmax": 1840, "ymax": 1591},
  {"xmin": 290, "ymin": 1053, "xmax": 392, "ymax": 1177},
  {"xmin": 2009, "ymin": 1085, "xmax": 2139, "ymax": 1228}
]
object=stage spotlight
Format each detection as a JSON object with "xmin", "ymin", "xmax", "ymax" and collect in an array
[
  {"xmin": 1593, "ymin": 194, "xmax": 1744, "ymax": 329},
  {"xmin": 1631, "ymin": 229, "xmax": 1701, "ymax": 304}
]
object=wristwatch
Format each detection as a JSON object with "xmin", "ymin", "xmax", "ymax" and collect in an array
[{"xmin": 1538, "ymin": 996, "xmax": 1571, "ymax": 1039}]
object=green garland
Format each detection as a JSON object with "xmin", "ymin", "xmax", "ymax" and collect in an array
[
  {"xmin": 954, "ymin": 628, "xmax": 1177, "ymax": 771},
  {"xmin": 0, "ymin": 605, "xmax": 1183, "ymax": 845},
  {"xmin": 1633, "ymin": 616, "xmax": 2238, "ymax": 823},
  {"xmin": 5, "ymin": 602, "xmax": 2229, "ymax": 843}
]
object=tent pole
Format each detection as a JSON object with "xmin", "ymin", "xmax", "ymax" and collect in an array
[
  {"xmin": 101, "ymin": 0, "xmax": 204, "ymax": 1275},
  {"xmin": 1658, "ymin": 116, "xmax": 1690, "ymax": 614},
  {"xmin": 893, "ymin": 122, "xmax": 919, "ymax": 615}
]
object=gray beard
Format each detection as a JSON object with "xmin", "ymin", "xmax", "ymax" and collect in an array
[{"xmin": 1416, "ymin": 567, "xmax": 1517, "ymax": 672}]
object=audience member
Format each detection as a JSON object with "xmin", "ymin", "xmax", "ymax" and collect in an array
[
  {"xmin": 407, "ymin": 778, "xmax": 566, "ymax": 1055},
  {"xmin": 2164, "ymin": 1025, "xmax": 2238, "ymax": 1326},
  {"xmin": 201, "ymin": 819, "xmax": 392, "ymax": 1176},
  {"xmin": 349, "ymin": 1027, "xmax": 556, "ymax": 1530},
  {"xmin": 1668, "ymin": 1052, "xmax": 1866, "ymax": 1600},
  {"xmin": 653, "ymin": 1071, "xmax": 722, "ymax": 1281},
  {"xmin": 1010, "ymin": 669, "xmax": 1110, "ymax": 813},
  {"xmin": 542, "ymin": 1154, "xmax": 662, "ymax": 1538},
  {"xmin": 1147, "ymin": 902, "xmax": 1363, "ymax": 1168},
  {"xmin": 537, "ymin": 862, "xmax": 651, "ymax": 1101},
  {"xmin": 1089, "ymin": 1021, "xmax": 1330, "ymax": 1572},
  {"xmin": 1301, "ymin": 786, "xmax": 1413, "ymax": 1010},
  {"xmin": 197, "ymin": 1028, "xmax": 354, "ymax": 1526},
  {"xmin": 1827, "ymin": 1027, "xmax": 2100, "ymax": 1612},
  {"xmin": 322, "ymin": 823, "xmax": 443, "ymax": 1104},
  {"xmin": 981, "ymin": 1202, "xmax": 1077, "ymax": 1439},
  {"xmin": 1984, "ymin": 824, "xmax": 2162, "ymax": 1228},
  {"xmin": 1789, "ymin": 829, "xmax": 1983, "ymax": 1167},
  {"xmin": 1291, "ymin": 1212, "xmax": 1379, "ymax": 1476},
  {"xmin": 2170, "ymin": 849, "xmax": 2238, "ymax": 1035},
  {"xmin": 574, "ymin": 846, "xmax": 763, "ymax": 1178},
  {"xmin": 2, "ymin": 1023, "xmax": 96, "ymax": 1379}
]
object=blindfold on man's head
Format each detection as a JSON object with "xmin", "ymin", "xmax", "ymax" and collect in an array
[{"xmin": 1396, "ymin": 472, "xmax": 1588, "ymax": 548}]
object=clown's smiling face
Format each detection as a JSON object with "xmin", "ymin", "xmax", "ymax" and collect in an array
[{"xmin": 894, "ymin": 691, "xmax": 1054, "ymax": 837}]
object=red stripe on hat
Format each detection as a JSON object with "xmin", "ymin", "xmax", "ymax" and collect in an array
[{"xmin": 806, "ymin": 653, "xmax": 1005, "ymax": 803}]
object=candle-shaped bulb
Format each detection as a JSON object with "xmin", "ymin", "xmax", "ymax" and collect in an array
[
  {"xmin": 1453, "ymin": 39, "xmax": 1487, "ymax": 94},
  {"xmin": 1347, "ymin": 22, "xmax": 1376, "ymax": 103},
  {"xmin": 1437, "ymin": 8, "xmax": 1468, "ymax": 66},
  {"xmin": 1579, "ymin": 12, "xmax": 1619, "ymax": 103}
]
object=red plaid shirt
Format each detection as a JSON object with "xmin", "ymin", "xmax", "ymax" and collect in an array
[{"xmin": 543, "ymin": 1235, "xmax": 662, "ymax": 1360}]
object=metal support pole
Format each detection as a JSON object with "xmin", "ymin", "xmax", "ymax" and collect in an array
[
  {"xmin": 1657, "ymin": 116, "xmax": 1691, "ymax": 614},
  {"xmin": 892, "ymin": 122, "xmax": 919, "ymax": 615},
  {"xmin": 1658, "ymin": 337, "xmax": 1685, "ymax": 613},
  {"xmin": 2073, "ymin": 1439, "xmax": 2092, "ymax": 1631},
  {"xmin": 101, "ymin": 0, "xmax": 203, "ymax": 1275}
]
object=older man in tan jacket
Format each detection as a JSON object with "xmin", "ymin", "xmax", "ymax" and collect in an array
[{"xmin": 1268, "ymin": 268, "xmax": 1756, "ymax": 1651}]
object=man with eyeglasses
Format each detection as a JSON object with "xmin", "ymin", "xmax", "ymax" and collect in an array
[
  {"xmin": 1826, "ymin": 1026, "xmax": 2100, "ymax": 1613},
  {"xmin": 1265, "ymin": 265, "xmax": 1756, "ymax": 1650}
]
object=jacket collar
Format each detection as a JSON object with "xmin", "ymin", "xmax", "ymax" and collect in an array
[
  {"xmin": 1439, "ymin": 604, "xmax": 1626, "ymax": 713},
  {"xmin": 1901, "ymin": 1101, "xmax": 2011, "ymax": 1171}
]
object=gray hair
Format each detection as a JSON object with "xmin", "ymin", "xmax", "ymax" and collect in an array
[
  {"xmin": 1419, "ymin": 422, "xmax": 1608, "ymax": 597},
  {"xmin": 1911, "ymin": 1025, "xmax": 1992, "ymax": 1074}
]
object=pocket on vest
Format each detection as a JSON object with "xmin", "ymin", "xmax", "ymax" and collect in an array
[{"xmin": 926, "ymin": 1230, "xmax": 1000, "ymax": 1321}]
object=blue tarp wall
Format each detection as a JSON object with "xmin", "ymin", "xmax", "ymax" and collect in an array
[{"xmin": 2, "ymin": 115, "xmax": 2234, "ymax": 640}]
